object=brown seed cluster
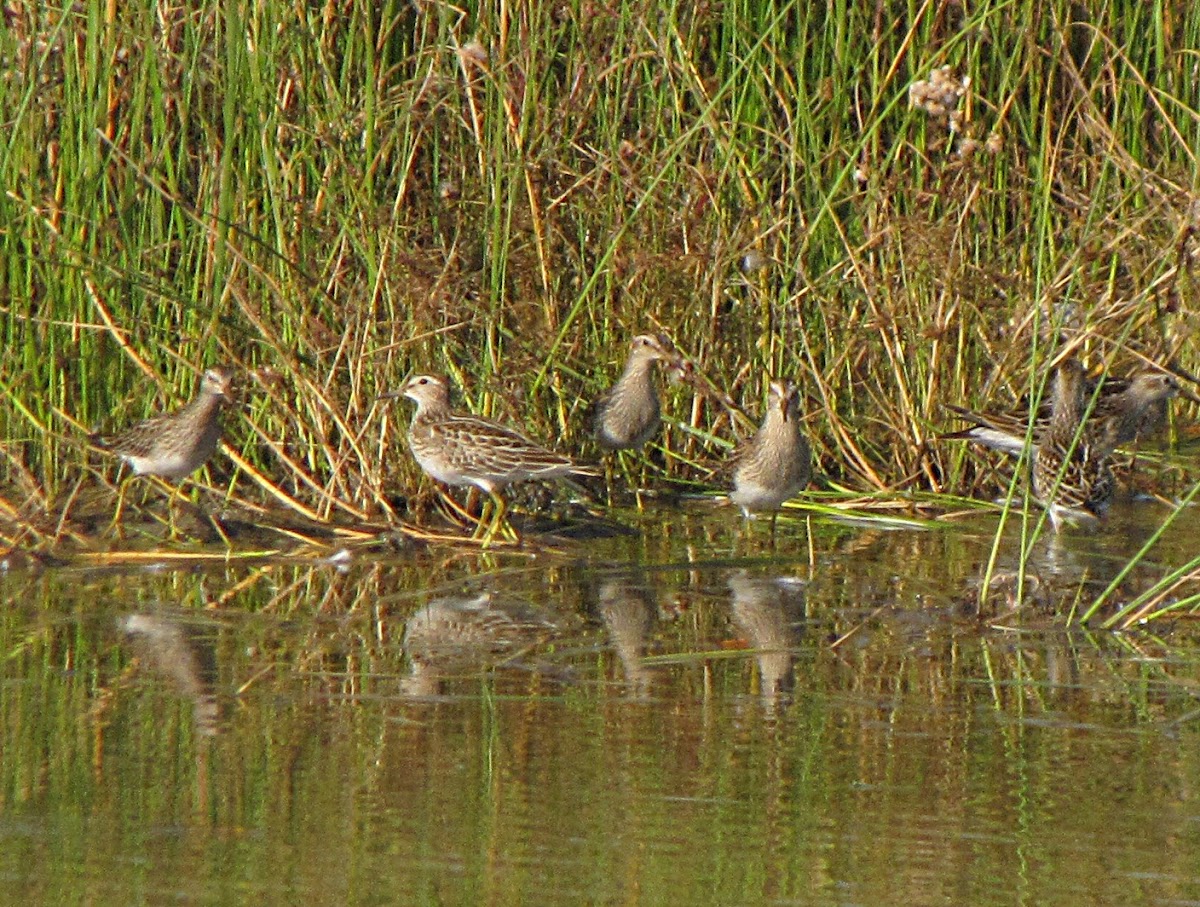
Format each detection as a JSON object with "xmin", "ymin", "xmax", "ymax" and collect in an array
[{"xmin": 909, "ymin": 66, "xmax": 970, "ymax": 132}]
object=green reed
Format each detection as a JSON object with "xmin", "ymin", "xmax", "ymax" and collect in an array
[{"xmin": 1, "ymin": 0, "xmax": 1198, "ymax": 553}]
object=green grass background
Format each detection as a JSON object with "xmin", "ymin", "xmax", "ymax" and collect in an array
[{"xmin": 3, "ymin": 0, "xmax": 1198, "ymax": 520}]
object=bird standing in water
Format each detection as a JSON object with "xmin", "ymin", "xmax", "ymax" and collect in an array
[
  {"xmin": 729, "ymin": 378, "xmax": 811, "ymax": 525},
  {"xmin": 1032, "ymin": 359, "xmax": 1116, "ymax": 531}
]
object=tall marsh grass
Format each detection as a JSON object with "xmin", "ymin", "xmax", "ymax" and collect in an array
[{"xmin": 2, "ymin": 0, "xmax": 1198, "ymax": 532}]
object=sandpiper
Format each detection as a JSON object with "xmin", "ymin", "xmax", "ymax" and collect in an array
[
  {"xmin": 392, "ymin": 374, "xmax": 596, "ymax": 543},
  {"xmin": 729, "ymin": 378, "xmax": 811, "ymax": 520},
  {"xmin": 1032, "ymin": 359, "xmax": 1116, "ymax": 530},
  {"xmin": 590, "ymin": 333, "xmax": 682, "ymax": 450},
  {"xmin": 945, "ymin": 368, "xmax": 1181, "ymax": 455},
  {"xmin": 91, "ymin": 367, "xmax": 235, "ymax": 524},
  {"xmin": 92, "ymin": 367, "xmax": 235, "ymax": 479},
  {"xmin": 1098, "ymin": 371, "xmax": 1182, "ymax": 449}
]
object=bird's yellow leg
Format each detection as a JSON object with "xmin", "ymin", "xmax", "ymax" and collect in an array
[
  {"xmin": 478, "ymin": 491, "xmax": 519, "ymax": 547},
  {"xmin": 495, "ymin": 493, "xmax": 521, "ymax": 543},
  {"xmin": 108, "ymin": 474, "xmax": 134, "ymax": 538},
  {"xmin": 163, "ymin": 481, "xmax": 185, "ymax": 540},
  {"xmin": 471, "ymin": 495, "xmax": 493, "ymax": 540}
]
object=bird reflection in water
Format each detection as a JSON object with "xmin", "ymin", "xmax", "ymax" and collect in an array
[
  {"xmin": 595, "ymin": 577, "xmax": 658, "ymax": 695},
  {"xmin": 727, "ymin": 571, "xmax": 806, "ymax": 712},
  {"xmin": 401, "ymin": 591, "xmax": 555, "ymax": 697},
  {"xmin": 119, "ymin": 613, "xmax": 222, "ymax": 737}
]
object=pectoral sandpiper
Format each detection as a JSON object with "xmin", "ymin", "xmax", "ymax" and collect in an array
[
  {"xmin": 392, "ymin": 374, "xmax": 596, "ymax": 543},
  {"xmin": 729, "ymin": 378, "xmax": 811, "ymax": 521},
  {"xmin": 1033, "ymin": 359, "xmax": 1116, "ymax": 530},
  {"xmin": 590, "ymin": 333, "xmax": 682, "ymax": 450},
  {"xmin": 945, "ymin": 368, "xmax": 1181, "ymax": 455},
  {"xmin": 91, "ymin": 366, "xmax": 235, "ymax": 525}
]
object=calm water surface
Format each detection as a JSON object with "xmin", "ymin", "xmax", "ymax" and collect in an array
[{"xmin": 4, "ymin": 501, "xmax": 1200, "ymax": 905}]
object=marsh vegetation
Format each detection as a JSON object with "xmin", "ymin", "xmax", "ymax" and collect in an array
[{"xmin": 2, "ymin": 2, "xmax": 1199, "ymax": 613}]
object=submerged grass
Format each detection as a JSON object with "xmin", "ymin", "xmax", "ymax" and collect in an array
[{"xmin": 2, "ymin": 0, "xmax": 1200, "ymax": 612}]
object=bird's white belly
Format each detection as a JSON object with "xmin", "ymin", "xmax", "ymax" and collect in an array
[
  {"xmin": 124, "ymin": 448, "xmax": 207, "ymax": 480},
  {"xmin": 730, "ymin": 480, "xmax": 790, "ymax": 512},
  {"xmin": 412, "ymin": 449, "xmax": 483, "ymax": 490}
]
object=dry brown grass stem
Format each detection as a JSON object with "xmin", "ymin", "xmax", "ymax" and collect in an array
[
  {"xmin": 220, "ymin": 444, "xmax": 337, "ymax": 524},
  {"xmin": 1114, "ymin": 568, "xmax": 1200, "ymax": 630}
]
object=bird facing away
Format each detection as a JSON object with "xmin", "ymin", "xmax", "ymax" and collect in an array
[
  {"xmin": 944, "ymin": 368, "xmax": 1181, "ymax": 455},
  {"xmin": 590, "ymin": 333, "xmax": 682, "ymax": 450},
  {"xmin": 91, "ymin": 366, "xmax": 236, "ymax": 481},
  {"xmin": 395, "ymin": 374, "xmax": 596, "ymax": 541},
  {"xmin": 1032, "ymin": 359, "xmax": 1116, "ymax": 531},
  {"xmin": 729, "ymin": 378, "xmax": 812, "ymax": 519}
]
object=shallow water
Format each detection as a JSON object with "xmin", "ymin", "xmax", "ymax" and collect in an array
[{"xmin": 4, "ymin": 501, "xmax": 1200, "ymax": 905}]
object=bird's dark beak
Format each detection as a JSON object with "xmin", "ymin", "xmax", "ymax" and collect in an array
[
  {"xmin": 378, "ymin": 373, "xmax": 416, "ymax": 401},
  {"xmin": 1178, "ymin": 385, "xmax": 1200, "ymax": 407},
  {"xmin": 778, "ymin": 392, "xmax": 792, "ymax": 420}
]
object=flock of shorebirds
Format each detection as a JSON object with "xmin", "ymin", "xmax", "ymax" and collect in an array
[{"xmin": 88, "ymin": 334, "xmax": 1189, "ymax": 542}]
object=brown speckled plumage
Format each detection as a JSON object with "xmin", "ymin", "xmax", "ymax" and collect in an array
[
  {"xmin": 590, "ymin": 333, "xmax": 682, "ymax": 450},
  {"xmin": 394, "ymin": 374, "xmax": 595, "ymax": 540},
  {"xmin": 945, "ymin": 369, "xmax": 1180, "ymax": 455},
  {"xmin": 400, "ymin": 375, "xmax": 593, "ymax": 493},
  {"xmin": 729, "ymin": 378, "xmax": 811, "ymax": 518},
  {"xmin": 91, "ymin": 367, "xmax": 235, "ymax": 480},
  {"xmin": 1032, "ymin": 359, "xmax": 1116, "ymax": 530}
]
